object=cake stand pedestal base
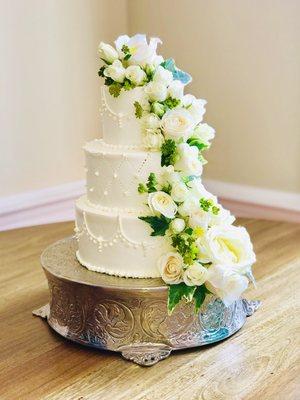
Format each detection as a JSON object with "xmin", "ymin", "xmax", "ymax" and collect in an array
[{"xmin": 33, "ymin": 237, "xmax": 261, "ymax": 366}]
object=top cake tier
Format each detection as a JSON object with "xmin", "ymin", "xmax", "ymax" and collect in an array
[{"xmin": 100, "ymin": 85, "xmax": 147, "ymax": 148}]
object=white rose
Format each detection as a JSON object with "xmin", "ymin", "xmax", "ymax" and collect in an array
[
  {"xmin": 125, "ymin": 65, "xmax": 147, "ymax": 85},
  {"xmin": 168, "ymin": 80, "xmax": 184, "ymax": 99},
  {"xmin": 161, "ymin": 109, "xmax": 196, "ymax": 141},
  {"xmin": 158, "ymin": 252, "xmax": 184, "ymax": 284},
  {"xmin": 98, "ymin": 42, "xmax": 118, "ymax": 64},
  {"xmin": 103, "ymin": 60, "xmax": 125, "ymax": 83},
  {"xmin": 141, "ymin": 113, "xmax": 161, "ymax": 130},
  {"xmin": 170, "ymin": 218, "xmax": 186, "ymax": 233},
  {"xmin": 170, "ymin": 181, "xmax": 190, "ymax": 202},
  {"xmin": 183, "ymin": 263, "xmax": 209, "ymax": 286},
  {"xmin": 145, "ymin": 81, "xmax": 168, "ymax": 102},
  {"xmin": 115, "ymin": 34, "xmax": 162, "ymax": 66},
  {"xmin": 207, "ymin": 264, "xmax": 249, "ymax": 306},
  {"xmin": 148, "ymin": 191, "xmax": 177, "ymax": 219},
  {"xmin": 183, "ymin": 94, "xmax": 207, "ymax": 124},
  {"xmin": 189, "ymin": 208, "xmax": 210, "ymax": 230},
  {"xmin": 142, "ymin": 131, "xmax": 164, "ymax": 150},
  {"xmin": 174, "ymin": 143, "xmax": 203, "ymax": 176},
  {"xmin": 206, "ymin": 225, "xmax": 256, "ymax": 273},
  {"xmin": 153, "ymin": 65, "xmax": 173, "ymax": 86},
  {"xmin": 194, "ymin": 123, "xmax": 215, "ymax": 145},
  {"xmin": 177, "ymin": 196, "xmax": 199, "ymax": 217}
]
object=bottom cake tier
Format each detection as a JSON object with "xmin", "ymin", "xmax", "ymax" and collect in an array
[{"xmin": 75, "ymin": 196, "xmax": 171, "ymax": 278}]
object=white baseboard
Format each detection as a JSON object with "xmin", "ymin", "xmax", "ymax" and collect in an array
[{"xmin": 0, "ymin": 179, "xmax": 299, "ymax": 231}]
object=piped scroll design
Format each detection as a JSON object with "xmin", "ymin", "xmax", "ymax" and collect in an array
[{"xmin": 99, "ymin": 86, "xmax": 134, "ymax": 128}]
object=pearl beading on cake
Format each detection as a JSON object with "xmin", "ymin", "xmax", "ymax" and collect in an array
[
  {"xmin": 75, "ymin": 212, "xmax": 158, "ymax": 257},
  {"xmin": 99, "ymin": 86, "xmax": 134, "ymax": 129}
]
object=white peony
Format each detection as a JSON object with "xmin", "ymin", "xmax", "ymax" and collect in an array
[
  {"xmin": 170, "ymin": 218, "xmax": 186, "ymax": 234},
  {"xmin": 142, "ymin": 131, "xmax": 164, "ymax": 150},
  {"xmin": 207, "ymin": 264, "xmax": 249, "ymax": 306},
  {"xmin": 183, "ymin": 263, "xmax": 209, "ymax": 286},
  {"xmin": 174, "ymin": 143, "xmax": 203, "ymax": 177},
  {"xmin": 205, "ymin": 225, "xmax": 256, "ymax": 273},
  {"xmin": 103, "ymin": 60, "xmax": 125, "ymax": 83},
  {"xmin": 194, "ymin": 123, "xmax": 215, "ymax": 146},
  {"xmin": 98, "ymin": 42, "xmax": 119, "ymax": 64},
  {"xmin": 115, "ymin": 34, "xmax": 162, "ymax": 67},
  {"xmin": 168, "ymin": 80, "xmax": 184, "ymax": 99},
  {"xmin": 125, "ymin": 65, "xmax": 146, "ymax": 85},
  {"xmin": 183, "ymin": 94, "xmax": 207, "ymax": 124},
  {"xmin": 170, "ymin": 181, "xmax": 190, "ymax": 202},
  {"xmin": 161, "ymin": 109, "xmax": 196, "ymax": 141},
  {"xmin": 153, "ymin": 65, "xmax": 174, "ymax": 86},
  {"xmin": 158, "ymin": 252, "xmax": 184, "ymax": 284},
  {"xmin": 145, "ymin": 81, "xmax": 168, "ymax": 102},
  {"xmin": 148, "ymin": 191, "xmax": 177, "ymax": 219}
]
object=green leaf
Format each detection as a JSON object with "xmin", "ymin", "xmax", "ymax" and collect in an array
[
  {"xmin": 124, "ymin": 79, "xmax": 135, "ymax": 91},
  {"xmin": 187, "ymin": 137, "xmax": 208, "ymax": 151},
  {"xmin": 134, "ymin": 101, "xmax": 143, "ymax": 119},
  {"xmin": 160, "ymin": 58, "xmax": 192, "ymax": 85},
  {"xmin": 139, "ymin": 215, "xmax": 170, "ymax": 236},
  {"xmin": 108, "ymin": 83, "xmax": 122, "ymax": 97},
  {"xmin": 199, "ymin": 197, "xmax": 213, "ymax": 212},
  {"xmin": 161, "ymin": 139, "xmax": 177, "ymax": 167},
  {"xmin": 146, "ymin": 172, "xmax": 158, "ymax": 193},
  {"xmin": 171, "ymin": 233, "xmax": 199, "ymax": 265},
  {"xmin": 138, "ymin": 183, "xmax": 147, "ymax": 194},
  {"xmin": 168, "ymin": 283, "xmax": 196, "ymax": 314},
  {"xmin": 98, "ymin": 66, "xmax": 106, "ymax": 77},
  {"xmin": 104, "ymin": 77, "xmax": 114, "ymax": 86},
  {"xmin": 193, "ymin": 285, "xmax": 207, "ymax": 313}
]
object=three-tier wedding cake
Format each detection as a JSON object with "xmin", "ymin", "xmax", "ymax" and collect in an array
[{"xmin": 75, "ymin": 34, "xmax": 256, "ymax": 312}]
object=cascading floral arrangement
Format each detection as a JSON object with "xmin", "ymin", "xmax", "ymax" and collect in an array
[{"xmin": 98, "ymin": 34, "xmax": 256, "ymax": 314}]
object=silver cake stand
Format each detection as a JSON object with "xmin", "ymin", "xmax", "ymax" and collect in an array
[{"xmin": 33, "ymin": 237, "xmax": 261, "ymax": 366}]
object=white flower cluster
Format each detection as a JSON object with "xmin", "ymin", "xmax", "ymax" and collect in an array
[{"xmin": 144, "ymin": 167, "xmax": 256, "ymax": 306}]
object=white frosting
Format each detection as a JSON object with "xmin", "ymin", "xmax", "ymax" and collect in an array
[
  {"xmin": 100, "ymin": 85, "xmax": 147, "ymax": 147},
  {"xmin": 84, "ymin": 139, "xmax": 161, "ymax": 211},
  {"xmin": 75, "ymin": 196, "xmax": 171, "ymax": 278}
]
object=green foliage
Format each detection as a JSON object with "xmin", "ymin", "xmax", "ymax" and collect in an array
[
  {"xmin": 187, "ymin": 137, "xmax": 208, "ymax": 152},
  {"xmin": 124, "ymin": 79, "xmax": 135, "ymax": 91},
  {"xmin": 121, "ymin": 45, "xmax": 131, "ymax": 61},
  {"xmin": 146, "ymin": 172, "xmax": 158, "ymax": 193},
  {"xmin": 98, "ymin": 66, "xmax": 106, "ymax": 77},
  {"xmin": 161, "ymin": 183, "xmax": 172, "ymax": 195},
  {"xmin": 193, "ymin": 285, "xmax": 206, "ymax": 313},
  {"xmin": 168, "ymin": 283, "xmax": 196, "ymax": 314},
  {"xmin": 138, "ymin": 183, "xmax": 148, "ymax": 194},
  {"xmin": 161, "ymin": 139, "xmax": 177, "ymax": 167},
  {"xmin": 139, "ymin": 215, "xmax": 170, "ymax": 237},
  {"xmin": 164, "ymin": 97, "xmax": 181, "ymax": 109},
  {"xmin": 171, "ymin": 232, "xmax": 199, "ymax": 265},
  {"xmin": 104, "ymin": 77, "xmax": 114, "ymax": 86},
  {"xmin": 134, "ymin": 101, "xmax": 143, "ymax": 119},
  {"xmin": 108, "ymin": 82, "xmax": 122, "ymax": 97},
  {"xmin": 199, "ymin": 198, "xmax": 219, "ymax": 215}
]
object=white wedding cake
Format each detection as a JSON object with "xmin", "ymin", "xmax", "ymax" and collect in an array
[{"xmin": 75, "ymin": 34, "xmax": 256, "ymax": 312}]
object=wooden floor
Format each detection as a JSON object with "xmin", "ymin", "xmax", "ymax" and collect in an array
[{"xmin": 0, "ymin": 219, "xmax": 299, "ymax": 400}]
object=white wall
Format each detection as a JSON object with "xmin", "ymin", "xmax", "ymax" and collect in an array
[
  {"xmin": 129, "ymin": 0, "xmax": 300, "ymax": 193},
  {"xmin": 0, "ymin": 0, "xmax": 127, "ymax": 196}
]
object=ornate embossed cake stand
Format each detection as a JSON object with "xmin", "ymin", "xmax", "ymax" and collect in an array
[{"xmin": 33, "ymin": 237, "xmax": 260, "ymax": 366}]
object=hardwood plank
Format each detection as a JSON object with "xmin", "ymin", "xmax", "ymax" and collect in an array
[{"xmin": 0, "ymin": 219, "xmax": 299, "ymax": 399}]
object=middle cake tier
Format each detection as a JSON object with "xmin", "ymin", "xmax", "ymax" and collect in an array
[{"xmin": 84, "ymin": 139, "xmax": 161, "ymax": 212}]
